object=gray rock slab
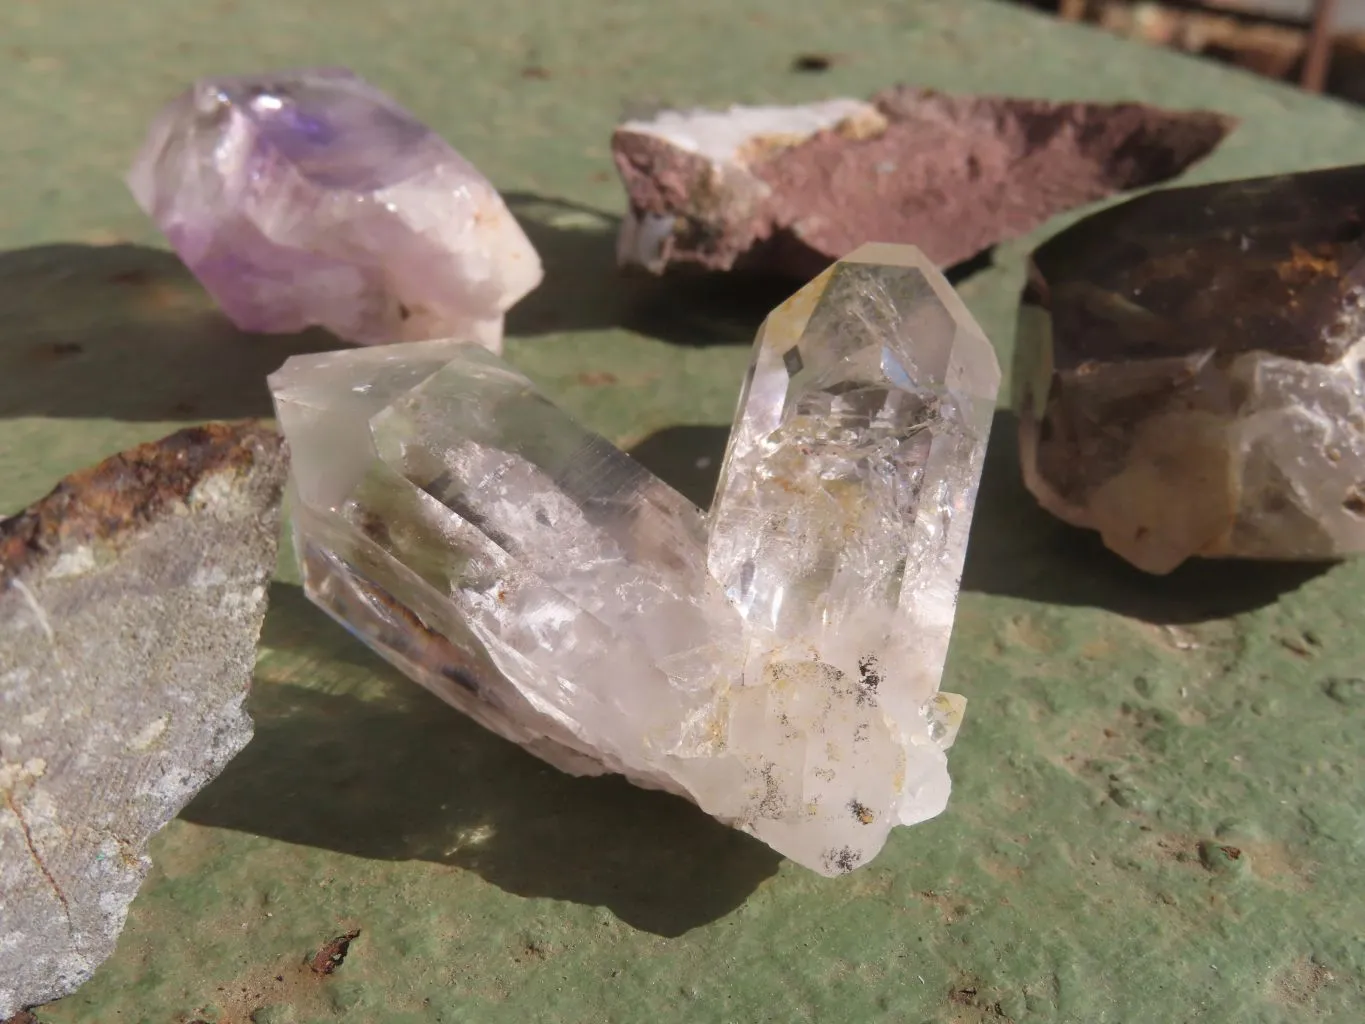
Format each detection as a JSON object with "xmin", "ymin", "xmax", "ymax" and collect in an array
[{"xmin": 0, "ymin": 421, "xmax": 286, "ymax": 1017}]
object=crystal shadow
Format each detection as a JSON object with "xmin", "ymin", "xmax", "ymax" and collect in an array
[
  {"xmin": 0, "ymin": 243, "xmax": 345, "ymax": 422},
  {"xmin": 960, "ymin": 410, "xmax": 1334, "ymax": 624},
  {"xmin": 503, "ymin": 192, "xmax": 818, "ymax": 347},
  {"xmin": 504, "ymin": 192, "xmax": 1000, "ymax": 349},
  {"xmin": 182, "ymin": 582, "xmax": 781, "ymax": 938},
  {"xmin": 626, "ymin": 424, "xmax": 730, "ymax": 510}
]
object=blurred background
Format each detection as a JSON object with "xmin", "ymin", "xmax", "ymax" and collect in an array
[{"xmin": 1018, "ymin": 0, "xmax": 1365, "ymax": 101}]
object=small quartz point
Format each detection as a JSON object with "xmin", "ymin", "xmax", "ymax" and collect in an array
[
  {"xmin": 0, "ymin": 423, "xmax": 285, "ymax": 1017},
  {"xmin": 128, "ymin": 68, "xmax": 542, "ymax": 353},
  {"xmin": 1016, "ymin": 164, "xmax": 1365, "ymax": 573},
  {"xmin": 270, "ymin": 243, "xmax": 999, "ymax": 875}
]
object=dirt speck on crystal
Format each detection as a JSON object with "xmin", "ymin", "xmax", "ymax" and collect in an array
[{"xmin": 823, "ymin": 846, "xmax": 862, "ymax": 874}]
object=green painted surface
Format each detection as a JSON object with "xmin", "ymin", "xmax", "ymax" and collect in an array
[{"xmin": 3, "ymin": 1, "xmax": 1365, "ymax": 1020}]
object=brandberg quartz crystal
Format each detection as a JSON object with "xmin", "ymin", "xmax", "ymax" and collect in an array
[
  {"xmin": 128, "ymin": 68, "xmax": 542, "ymax": 353},
  {"xmin": 1017, "ymin": 164, "xmax": 1365, "ymax": 573},
  {"xmin": 269, "ymin": 243, "xmax": 999, "ymax": 875}
]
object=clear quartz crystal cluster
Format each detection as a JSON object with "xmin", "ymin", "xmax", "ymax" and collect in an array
[
  {"xmin": 270, "ymin": 244, "xmax": 999, "ymax": 874},
  {"xmin": 128, "ymin": 68, "xmax": 542, "ymax": 353}
]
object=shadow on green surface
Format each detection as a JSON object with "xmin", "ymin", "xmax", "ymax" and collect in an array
[
  {"xmin": 622, "ymin": 414, "xmax": 1326, "ymax": 625},
  {"xmin": 184, "ymin": 583, "xmax": 781, "ymax": 938},
  {"xmin": 0, "ymin": 243, "xmax": 345, "ymax": 421},
  {"xmin": 504, "ymin": 193, "xmax": 798, "ymax": 347},
  {"xmin": 505, "ymin": 192, "xmax": 1001, "ymax": 347},
  {"xmin": 962, "ymin": 411, "xmax": 1333, "ymax": 623}
]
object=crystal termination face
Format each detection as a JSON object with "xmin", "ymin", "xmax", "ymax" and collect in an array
[
  {"xmin": 269, "ymin": 243, "xmax": 1000, "ymax": 875},
  {"xmin": 129, "ymin": 68, "xmax": 542, "ymax": 353}
]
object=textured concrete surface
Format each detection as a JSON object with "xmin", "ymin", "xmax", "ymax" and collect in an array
[{"xmin": 2, "ymin": 0, "xmax": 1364, "ymax": 1021}]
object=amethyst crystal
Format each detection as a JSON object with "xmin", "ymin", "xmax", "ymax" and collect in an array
[{"xmin": 128, "ymin": 68, "xmax": 542, "ymax": 352}]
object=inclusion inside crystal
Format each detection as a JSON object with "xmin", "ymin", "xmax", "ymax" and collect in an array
[{"xmin": 269, "ymin": 243, "xmax": 1000, "ymax": 875}]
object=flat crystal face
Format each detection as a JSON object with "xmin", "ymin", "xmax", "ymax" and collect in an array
[
  {"xmin": 128, "ymin": 68, "xmax": 542, "ymax": 349},
  {"xmin": 367, "ymin": 347, "xmax": 729, "ymax": 681},
  {"xmin": 204, "ymin": 70, "xmax": 443, "ymax": 191},
  {"xmin": 270, "ymin": 244, "xmax": 1001, "ymax": 875}
]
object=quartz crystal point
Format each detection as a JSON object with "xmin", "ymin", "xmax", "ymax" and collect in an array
[
  {"xmin": 269, "ymin": 243, "xmax": 999, "ymax": 875},
  {"xmin": 128, "ymin": 68, "xmax": 542, "ymax": 353},
  {"xmin": 1016, "ymin": 164, "xmax": 1365, "ymax": 573}
]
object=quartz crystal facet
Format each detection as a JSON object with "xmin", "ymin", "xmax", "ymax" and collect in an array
[
  {"xmin": 1016, "ymin": 164, "xmax": 1365, "ymax": 573},
  {"xmin": 129, "ymin": 68, "xmax": 542, "ymax": 353},
  {"xmin": 269, "ymin": 243, "xmax": 1000, "ymax": 875}
]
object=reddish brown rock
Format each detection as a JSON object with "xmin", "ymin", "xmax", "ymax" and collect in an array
[{"xmin": 612, "ymin": 88, "xmax": 1235, "ymax": 279}]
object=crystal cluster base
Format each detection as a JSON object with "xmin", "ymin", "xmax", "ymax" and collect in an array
[
  {"xmin": 129, "ymin": 68, "xmax": 542, "ymax": 353},
  {"xmin": 270, "ymin": 244, "xmax": 1000, "ymax": 875}
]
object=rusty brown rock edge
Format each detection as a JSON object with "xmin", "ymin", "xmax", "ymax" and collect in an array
[
  {"xmin": 611, "ymin": 88, "xmax": 1236, "ymax": 279},
  {"xmin": 0, "ymin": 422, "xmax": 282, "ymax": 582}
]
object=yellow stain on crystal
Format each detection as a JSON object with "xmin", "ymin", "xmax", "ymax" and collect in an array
[{"xmin": 758, "ymin": 264, "xmax": 836, "ymax": 354}]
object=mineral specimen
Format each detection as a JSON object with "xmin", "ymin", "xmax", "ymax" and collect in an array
[
  {"xmin": 0, "ymin": 423, "xmax": 285, "ymax": 1017},
  {"xmin": 269, "ymin": 243, "xmax": 999, "ymax": 875},
  {"xmin": 128, "ymin": 68, "xmax": 542, "ymax": 353},
  {"xmin": 1016, "ymin": 164, "xmax": 1365, "ymax": 573},
  {"xmin": 613, "ymin": 89, "xmax": 1235, "ymax": 279}
]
